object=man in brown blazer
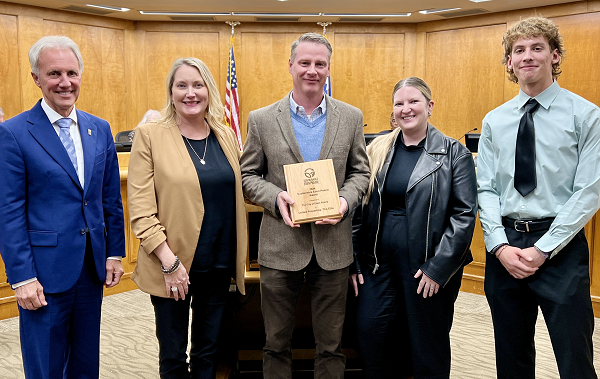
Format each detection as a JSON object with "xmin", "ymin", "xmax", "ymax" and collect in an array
[{"xmin": 240, "ymin": 33, "xmax": 370, "ymax": 379}]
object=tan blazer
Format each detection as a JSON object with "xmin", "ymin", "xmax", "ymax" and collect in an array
[
  {"xmin": 240, "ymin": 94, "xmax": 370, "ymax": 271},
  {"xmin": 128, "ymin": 119, "xmax": 247, "ymax": 297}
]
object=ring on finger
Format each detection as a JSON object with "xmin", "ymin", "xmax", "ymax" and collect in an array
[{"xmin": 171, "ymin": 287, "xmax": 178, "ymax": 292}]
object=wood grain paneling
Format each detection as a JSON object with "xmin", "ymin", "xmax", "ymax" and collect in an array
[
  {"xmin": 553, "ymin": 12, "xmax": 600, "ymax": 106},
  {"xmin": 0, "ymin": 14, "xmax": 19, "ymax": 120},
  {"xmin": 237, "ymin": 32, "xmax": 298, "ymax": 140},
  {"xmin": 416, "ymin": 0, "xmax": 590, "ymax": 33},
  {"xmin": 424, "ymin": 24, "xmax": 507, "ymax": 141},
  {"xmin": 145, "ymin": 32, "xmax": 221, "ymax": 114},
  {"xmin": 17, "ymin": 15, "xmax": 44, "ymax": 111},
  {"xmin": 99, "ymin": 27, "xmax": 127, "ymax": 135},
  {"xmin": 552, "ymin": 13, "xmax": 600, "ymax": 307},
  {"xmin": 42, "ymin": 20, "xmax": 128, "ymax": 134},
  {"xmin": 333, "ymin": 33, "xmax": 405, "ymax": 135},
  {"xmin": 117, "ymin": 153, "xmax": 140, "ymax": 266},
  {"xmin": 464, "ymin": 216, "xmax": 488, "ymax": 284},
  {"xmin": 124, "ymin": 29, "xmax": 149, "ymax": 130}
]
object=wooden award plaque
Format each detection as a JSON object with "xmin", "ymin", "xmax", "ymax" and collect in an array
[{"xmin": 283, "ymin": 159, "xmax": 341, "ymax": 224}]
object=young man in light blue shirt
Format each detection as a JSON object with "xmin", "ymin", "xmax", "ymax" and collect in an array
[{"xmin": 477, "ymin": 17, "xmax": 600, "ymax": 379}]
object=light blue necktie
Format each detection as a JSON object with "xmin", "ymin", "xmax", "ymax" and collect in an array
[{"xmin": 56, "ymin": 118, "xmax": 78, "ymax": 172}]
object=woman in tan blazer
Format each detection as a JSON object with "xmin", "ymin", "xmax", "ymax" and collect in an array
[{"xmin": 128, "ymin": 57, "xmax": 247, "ymax": 379}]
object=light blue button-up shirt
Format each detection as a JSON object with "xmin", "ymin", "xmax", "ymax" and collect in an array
[
  {"xmin": 477, "ymin": 81, "xmax": 600, "ymax": 257},
  {"xmin": 289, "ymin": 92, "xmax": 326, "ymax": 122}
]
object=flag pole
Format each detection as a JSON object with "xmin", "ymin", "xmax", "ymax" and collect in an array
[
  {"xmin": 225, "ymin": 21, "xmax": 240, "ymax": 126},
  {"xmin": 225, "ymin": 21, "xmax": 243, "ymax": 149},
  {"xmin": 317, "ymin": 22, "xmax": 333, "ymax": 97}
]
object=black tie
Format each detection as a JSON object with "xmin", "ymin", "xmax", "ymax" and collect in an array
[{"xmin": 514, "ymin": 98, "xmax": 540, "ymax": 197}]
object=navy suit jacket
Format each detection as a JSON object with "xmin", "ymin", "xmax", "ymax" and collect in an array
[{"xmin": 0, "ymin": 100, "xmax": 125, "ymax": 293}]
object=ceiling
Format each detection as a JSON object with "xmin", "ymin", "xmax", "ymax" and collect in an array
[{"xmin": 7, "ymin": 0, "xmax": 581, "ymax": 23}]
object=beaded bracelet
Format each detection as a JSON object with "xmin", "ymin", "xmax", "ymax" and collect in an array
[
  {"xmin": 495, "ymin": 245, "xmax": 508, "ymax": 259},
  {"xmin": 161, "ymin": 256, "xmax": 181, "ymax": 274}
]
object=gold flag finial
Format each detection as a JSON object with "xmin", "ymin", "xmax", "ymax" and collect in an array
[
  {"xmin": 317, "ymin": 22, "xmax": 332, "ymax": 36},
  {"xmin": 226, "ymin": 21, "xmax": 241, "ymax": 36}
]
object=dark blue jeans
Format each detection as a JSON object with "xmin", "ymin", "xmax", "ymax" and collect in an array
[{"xmin": 151, "ymin": 268, "xmax": 231, "ymax": 379}]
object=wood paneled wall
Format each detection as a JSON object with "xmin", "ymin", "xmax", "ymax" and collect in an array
[
  {"xmin": 334, "ymin": 33, "xmax": 405, "ymax": 131},
  {"xmin": 2, "ymin": 1, "xmax": 600, "ymax": 134},
  {"xmin": 424, "ymin": 24, "xmax": 507, "ymax": 140},
  {"xmin": 2, "ymin": 0, "xmax": 600, "ymax": 318}
]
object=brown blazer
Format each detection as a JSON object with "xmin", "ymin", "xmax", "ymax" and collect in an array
[
  {"xmin": 128, "ymin": 119, "xmax": 247, "ymax": 297},
  {"xmin": 240, "ymin": 94, "xmax": 370, "ymax": 271}
]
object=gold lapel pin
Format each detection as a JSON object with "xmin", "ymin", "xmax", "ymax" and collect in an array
[{"xmin": 88, "ymin": 129, "xmax": 92, "ymax": 135}]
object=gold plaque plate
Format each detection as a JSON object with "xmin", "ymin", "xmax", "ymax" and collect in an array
[{"xmin": 283, "ymin": 159, "xmax": 341, "ymax": 224}]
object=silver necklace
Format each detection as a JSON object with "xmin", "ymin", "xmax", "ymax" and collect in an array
[{"xmin": 184, "ymin": 133, "xmax": 208, "ymax": 165}]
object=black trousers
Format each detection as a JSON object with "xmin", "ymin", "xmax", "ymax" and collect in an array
[
  {"xmin": 150, "ymin": 268, "xmax": 231, "ymax": 379},
  {"xmin": 356, "ymin": 212, "xmax": 462, "ymax": 379},
  {"xmin": 485, "ymin": 228, "xmax": 597, "ymax": 379}
]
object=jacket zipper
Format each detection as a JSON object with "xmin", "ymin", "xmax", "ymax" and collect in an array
[
  {"xmin": 370, "ymin": 136, "xmax": 399, "ymax": 275},
  {"xmin": 424, "ymin": 175, "xmax": 434, "ymax": 262},
  {"xmin": 372, "ymin": 175, "xmax": 383, "ymax": 274}
]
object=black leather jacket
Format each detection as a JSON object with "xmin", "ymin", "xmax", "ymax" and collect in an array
[{"xmin": 352, "ymin": 125, "xmax": 477, "ymax": 286}]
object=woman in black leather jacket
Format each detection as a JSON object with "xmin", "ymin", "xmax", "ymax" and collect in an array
[{"xmin": 351, "ymin": 77, "xmax": 477, "ymax": 379}]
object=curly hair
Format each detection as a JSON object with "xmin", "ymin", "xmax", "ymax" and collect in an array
[{"xmin": 501, "ymin": 17, "xmax": 565, "ymax": 83}]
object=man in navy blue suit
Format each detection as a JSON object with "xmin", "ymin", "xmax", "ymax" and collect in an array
[{"xmin": 0, "ymin": 36, "xmax": 126, "ymax": 378}]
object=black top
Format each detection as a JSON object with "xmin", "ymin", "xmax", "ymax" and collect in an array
[
  {"xmin": 184, "ymin": 131, "xmax": 236, "ymax": 273},
  {"xmin": 382, "ymin": 136, "xmax": 426, "ymax": 214}
]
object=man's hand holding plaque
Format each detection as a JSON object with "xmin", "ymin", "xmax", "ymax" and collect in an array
[
  {"xmin": 277, "ymin": 191, "xmax": 300, "ymax": 228},
  {"xmin": 283, "ymin": 159, "xmax": 342, "ymax": 225},
  {"xmin": 314, "ymin": 196, "xmax": 346, "ymax": 225}
]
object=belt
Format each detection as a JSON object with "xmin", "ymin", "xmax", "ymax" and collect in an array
[{"xmin": 502, "ymin": 217, "xmax": 554, "ymax": 233}]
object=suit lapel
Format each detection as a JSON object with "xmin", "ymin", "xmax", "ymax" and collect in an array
[
  {"xmin": 78, "ymin": 110, "xmax": 97, "ymax": 195},
  {"xmin": 276, "ymin": 94, "xmax": 304, "ymax": 163},
  {"xmin": 318, "ymin": 95, "xmax": 339, "ymax": 160},
  {"xmin": 27, "ymin": 102, "xmax": 81, "ymax": 189},
  {"xmin": 407, "ymin": 153, "xmax": 441, "ymax": 192},
  {"xmin": 168, "ymin": 121, "xmax": 193, "ymax": 167},
  {"xmin": 407, "ymin": 124, "xmax": 446, "ymax": 191}
]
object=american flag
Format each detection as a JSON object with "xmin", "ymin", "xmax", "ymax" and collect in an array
[
  {"xmin": 225, "ymin": 36, "xmax": 242, "ymax": 149},
  {"xmin": 323, "ymin": 32, "xmax": 332, "ymax": 97}
]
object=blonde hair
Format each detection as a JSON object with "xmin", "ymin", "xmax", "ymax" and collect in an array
[
  {"xmin": 363, "ymin": 77, "xmax": 432, "ymax": 203},
  {"xmin": 159, "ymin": 58, "xmax": 229, "ymax": 134},
  {"xmin": 502, "ymin": 17, "xmax": 565, "ymax": 83}
]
